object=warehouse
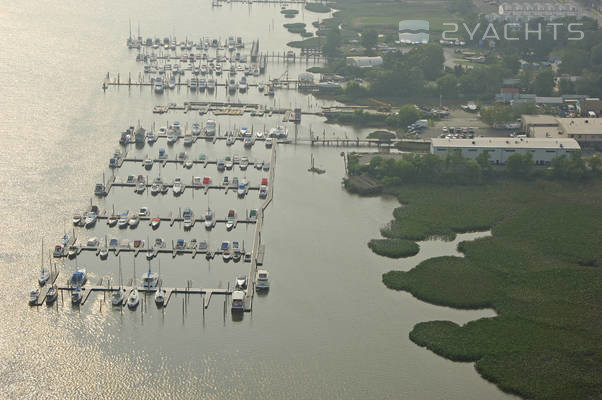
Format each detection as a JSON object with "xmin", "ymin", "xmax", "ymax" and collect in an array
[
  {"xmin": 557, "ymin": 118, "xmax": 602, "ymax": 148},
  {"xmin": 430, "ymin": 137, "xmax": 581, "ymax": 165}
]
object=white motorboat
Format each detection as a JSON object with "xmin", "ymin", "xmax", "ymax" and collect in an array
[
  {"xmin": 128, "ymin": 215, "xmax": 140, "ymax": 228},
  {"xmin": 225, "ymin": 156, "xmax": 234, "ymax": 170},
  {"xmin": 265, "ymin": 138, "xmax": 273, "ymax": 148},
  {"xmin": 204, "ymin": 208, "xmax": 215, "ymax": 229},
  {"xmin": 127, "ymin": 289, "xmax": 140, "ymax": 309},
  {"xmin": 183, "ymin": 208, "xmax": 194, "ymax": 230},
  {"xmin": 172, "ymin": 178, "xmax": 183, "ymax": 195},
  {"xmin": 239, "ymin": 76, "xmax": 247, "ymax": 92},
  {"xmin": 99, "ymin": 247, "xmax": 109, "ymax": 259},
  {"xmin": 147, "ymin": 130, "xmax": 156, "ymax": 144},
  {"xmin": 167, "ymin": 129, "xmax": 178, "ymax": 144},
  {"xmin": 207, "ymin": 79, "xmax": 216, "ymax": 91},
  {"xmin": 235, "ymin": 275, "xmax": 248, "ymax": 290},
  {"xmin": 231, "ymin": 291, "xmax": 245, "ymax": 311},
  {"xmin": 151, "ymin": 183, "xmax": 160, "ymax": 195},
  {"xmin": 184, "ymin": 134, "xmax": 193, "ymax": 146},
  {"xmin": 107, "ymin": 215, "xmax": 118, "ymax": 226},
  {"xmin": 258, "ymin": 82, "xmax": 265, "ymax": 92},
  {"xmin": 237, "ymin": 180, "xmax": 248, "ymax": 198},
  {"xmin": 72, "ymin": 214, "xmax": 81, "ymax": 225},
  {"xmin": 269, "ymin": 126, "xmax": 288, "ymax": 138},
  {"xmin": 155, "ymin": 288, "xmax": 165, "ymax": 306},
  {"xmin": 205, "ymin": 119, "xmax": 216, "ymax": 136},
  {"xmin": 255, "ymin": 130, "xmax": 264, "ymax": 139},
  {"xmin": 118, "ymin": 212, "xmax": 129, "ymax": 228},
  {"xmin": 226, "ymin": 209, "xmax": 236, "ymax": 230},
  {"xmin": 151, "ymin": 217, "xmax": 161, "ymax": 229},
  {"xmin": 144, "ymin": 157, "xmax": 153, "ymax": 169},
  {"xmin": 240, "ymin": 157, "xmax": 249, "ymax": 170},
  {"xmin": 111, "ymin": 289, "xmax": 125, "ymax": 306},
  {"xmin": 256, "ymin": 269, "xmax": 270, "ymax": 290},
  {"xmin": 84, "ymin": 211, "xmax": 97, "ymax": 228},
  {"xmin": 221, "ymin": 241, "xmax": 231, "ymax": 261},
  {"xmin": 136, "ymin": 181, "xmax": 145, "ymax": 194},
  {"xmin": 141, "ymin": 268, "xmax": 159, "ymax": 289}
]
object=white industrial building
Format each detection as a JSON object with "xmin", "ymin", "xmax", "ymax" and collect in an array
[
  {"xmin": 346, "ymin": 56, "xmax": 383, "ymax": 68},
  {"xmin": 430, "ymin": 137, "xmax": 581, "ymax": 165},
  {"xmin": 497, "ymin": 2, "xmax": 579, "ymax": 22}
]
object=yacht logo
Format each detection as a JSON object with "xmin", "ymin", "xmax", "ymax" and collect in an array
[{"xmin": 399, "ymin": 20, "xmax": 430, "ymax": 44}]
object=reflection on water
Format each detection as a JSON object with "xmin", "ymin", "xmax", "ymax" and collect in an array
[{"xmin": 0, "ymin": 1, "xmax": 515, "ymax": 399}]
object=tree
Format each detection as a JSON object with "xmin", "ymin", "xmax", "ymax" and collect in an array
[
  {"xmin": 506, "ymin": 153, "xmax": 533, "ymax": 178},
  {"xmin": 361, "ymin": 29, "xmax": 378, "ymax": 55},
  {"xmin": 476, "ymin": 150, "xmax": 492, "ymax": 174},
  {"xmin": 323, "ymin": 28, "xmax": 341, "ymax": 58},
  {"xmin": 406, "ymin": 44, "xmax": 444, "ymax": 81},
  {"xmin": 436, "ymin": 74, "xmax": 458, "ymax": 98},
  {"xmin": 534, "ymin": 69, "xmax": 554, "ymax": 96}
]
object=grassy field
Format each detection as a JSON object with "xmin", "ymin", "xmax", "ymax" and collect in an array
[
  {"xmin": 377, "ymin": 179, "xmax": 602, "ymax": 400},
  {"xmin": 333, "ymin": 0, "xmax": 459, "ymax": 34}
]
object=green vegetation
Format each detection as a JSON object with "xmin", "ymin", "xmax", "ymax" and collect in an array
[
  {"xmin": 284, "ymin": 22, "xmax": 306, "ymax": 33},
  {"xmin": 376, "ymin": 180, "xmax": 602, "ymax": 400},
  {"xmin": 368, "ymin": 238, "xmax": 419, "ymax": 258},
  {"xmin": 324, "ymin": 110, "xmax": 388, "ymax": 126},
  {"xmin": 280, "ymin": 9, "xmax": 299, "ymax": 15},
  {"xmin": 367, "ymin": 130, "xmax": 396, "ymax": 140},
  {"xmin": 347, "ymin": 151, "xmax": 602, "ymax": 190},
  {"xmin": 305, "ymin": 2, "xmax": 331, "ymax": 13},
  {"xmin": 480, "ymin": 103, "xmax": 538, "ymax": 126},
  {"xmin": 287, "ymin": 37, "xmax": 322, "ymax": 49}
]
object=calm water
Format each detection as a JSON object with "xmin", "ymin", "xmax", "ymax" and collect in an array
[{"xmin": 0, "ymin": 1, "xmax": 516, "ymax": 399}]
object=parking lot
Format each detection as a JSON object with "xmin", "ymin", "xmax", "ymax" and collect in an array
[{"xmin": 417, "ymin": 109, "xmax": 507, "ymax": 139}]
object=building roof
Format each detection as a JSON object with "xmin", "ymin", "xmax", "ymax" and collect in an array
[
  {"xmin": 431, "ymin": 137, "xmax": 580, "ymax": 150},
  {"xmin": 557, "ymin": 118, "xmax": 602, "ymax": 135},
  {"xmin": 529, "ymin": 126, "xmax": 563, "ymax": 138},
  {"xmin": 521, "ymin": 114, "xmax": 559, "ymax": 126},
  {"xmin": 536, "ymin": 96, "xmax": 563, "ymax": 104}
]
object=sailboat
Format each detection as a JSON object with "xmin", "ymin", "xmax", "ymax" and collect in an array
[
  {"xmin": 111, "ymin": 256, "xmax": 125, "ymax": 306},
  {"xmin": 141, "ymin": 260, "xmax": 159, "ymax": 289},
  {"xmin": 127, "ymin": 259, "xmax": 139, "ymax": 309},
  {"xmin": 154, "ymin": 260, "xmax": 164, "ymax": 306},
  {"xmin": 38, "ymin": 239, "xmax": 50, "ymax": 286}
]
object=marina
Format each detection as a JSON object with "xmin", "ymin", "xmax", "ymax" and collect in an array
[{"xmin": 5, "ymin": 1, "xmax": 517, "ymax": 398}]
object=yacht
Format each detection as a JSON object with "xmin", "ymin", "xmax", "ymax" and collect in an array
[
  {"xmin": 228, "ymin": 77, "xmax": 237, "ymax": 93},
  {"xmin": 111, "ymin": 289, "xmax": 125, "ymax": 306},
  {"xmin": 141, "ymin": 268, "xmax": 159, "ymax": 288},
  {"xmin": 127, "ymin": 289, "xmax": 140, "ymax": 309},
  {"xmin": 235, "ymin": 275, "xmax": 248, "ymax": 290},
  {"xmin": 107, "ymin": 215, "xmax": 118, "ymax": 226},
  {"xmin": 154, "ymin": 288, "xmax": 165, "ymax": 306},
  {"xmin": 84, "ymin": 211, "xmax": 97, "ymax": 228},
  {"xmin": 154, "ymin": 78, "xmax": 164, "ymax": 93},
  {"xmin": 225, "ymin": 156, "xmax": 233, "ymax": 170},
  {"xmin": 221, "ymin": 241, "xmax": 231, "ymax": 261},
  {"xmin": 136, "ymin": 181, "xmax": 145, "ymax": 194},
  {"xmin": 205, "ymin": 119, "xmax": 216, "ymax": 136},
  {"xmin": 239, "ymin": 76, "xmax": 247, "ymax": 92},
  {"xmin": 183, "ymin": 208, "xmax": 194, "ymax": 230},
  {"xmin": 231, "ymin": 291, "xmax": 245, "ymax": 312},
  {"xmin": 128, "ymin": 214, "xmax": 140, "ymax": 228},
  {"xmin": 71, "ymin": 288, "xmax": 83, "ymax": 305},
  {"xmin": 118, "ymin": 212, "xmax": 129, "ymax": 228},
  {"xmin": 256, "ymin": 269, "xmax": 270, "ymax": 290},
  {"xmin": 232, "ymin": 241, "xmax": 241, "ymax": 262},
  {"xmin": 192, "ymin": 123, "xmax": 201, "ymax": 135},
  {"xmin": 226, "ymin": 209, "xmax": 236, "ymax": 230},
  {"xmin": 99, "ymin": 247, "xmax": 109, "ymax": 259},
  {"xmin": 46, "ymin": 285, "xmax": 58, "ymax": 304},
  {"xmin": 269, "ymin": 126, "xmax": 288, "ymax": 139},
  {"xmin": 204, "ymin": 208, "xmax": 215, "ymax": 229},
  {"xmin": 207, "ymin": 78, "xmax": 216, "ymax": 91},
  {"xmin": 71, "ymin": 268, "xmax": 87, "ymax": 287},
  {"xmin": 29, "ymin": 288, "xmax": 40, "ymax": 305},
  {"xmin": 38, "ymin": 266, "xmax": 50, "ymax": 286},
  {"xmin": 172, "ymin": 178, "xmax": 183, "ymax": 195}
]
